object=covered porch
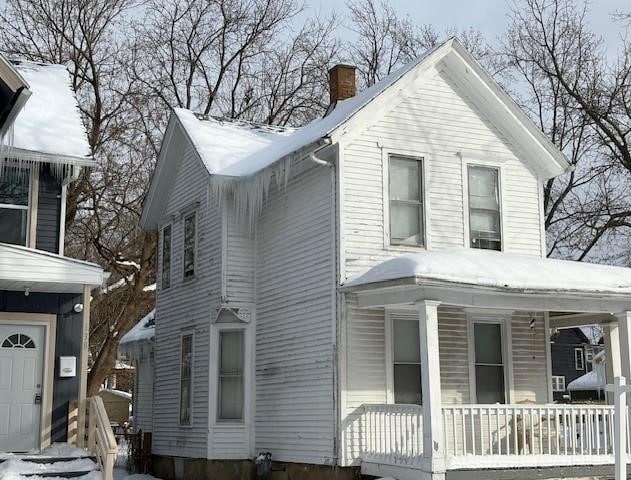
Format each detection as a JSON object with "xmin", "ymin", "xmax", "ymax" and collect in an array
[{"xmin": 340, "ymin": 249, "xmax": 631, "ymax": 480}]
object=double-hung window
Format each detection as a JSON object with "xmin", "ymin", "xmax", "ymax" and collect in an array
[
  {"xmin": 473, "ymin": 322, "xmax": 506, "ymax": 404},
  {"xmin": 218, "ymin": 330, "xmax": 245, "ymax": 420},
  {"xmin": 179, "ymin": 334, "xmax": 193, "ymax": 425},
  {"xmin": 575, "ymin": 348, "xmax": 585, "ymax": 371},
  {"xmin": 389, "ymin": 155, "xmax": 424, "ymax": 246},
  {"xmin": 393, "ymin": 317, "xmax": 422, "ymax": 404},
  {"xmin": 552, "ymin": 375, "xmax": 566, "ymax": 392},
  {"xmin": 161, "ymin": 225, "xmax": 172, "ymax": 289},
  {"xmin": 183, "ymin": 212, "xmax": 196, "ymax": 280},
  {"xmin": 0, "ymin": 170, "xmax": 29, "ymax": 245},
  {"xmin": 468, "ymin": 166, "xmax": 501, "ymax": 251}
]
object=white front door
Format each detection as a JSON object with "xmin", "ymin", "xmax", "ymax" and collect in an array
[{"xmin": 0, "ymin": 324, "xmax": 45, "ymax": 452}]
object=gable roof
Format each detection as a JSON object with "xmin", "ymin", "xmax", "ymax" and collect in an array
[
  {"xmin": 142, "ymin": 37, "xmax": 570, "ymax": 229},
  {"xmin": 2, "ymin": 59, "xmax": 92, "ymax": 164}
]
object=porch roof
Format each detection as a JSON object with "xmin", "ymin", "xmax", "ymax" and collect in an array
[
  {"xmin": 0, "ymin": 242, "xmax": 105, "ymax": 293},
  {"xmin": 344, "ymin": 249, "xmax": 631, "ymax": 313}
]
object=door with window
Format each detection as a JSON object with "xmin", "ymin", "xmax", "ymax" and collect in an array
[
  {"xmin": 0, "ymin": 324, "xmax": 44, "ymax": 451},
  {"xmin": 472, "ymin": 322, "xmax": 507, "ymax": 404}
]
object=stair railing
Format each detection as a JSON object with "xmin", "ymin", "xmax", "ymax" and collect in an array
[{"xmin": 86, "ymin": 396, "xmax": 117, "ymax": 480}]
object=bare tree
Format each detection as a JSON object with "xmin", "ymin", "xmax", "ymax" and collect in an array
[
  {"xmin": 0, "ymin": 0, "xmax": 156, "ymax": 395},
  {"xmin": 503, "ymin": 0, "xmax": 631, "ymax": 263}
]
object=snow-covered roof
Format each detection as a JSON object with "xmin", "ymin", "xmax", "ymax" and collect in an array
[
  {"xmin": 119, "ymin": 309, "xmax": 155, "ymax": 346},
  {"xmin": 7, "ymin": 60, "xmax": 92, "ymax": 162},
  {"xmin": 568, "ymin": 364, "xmax": 606, "ymax": 392},
  {"xmin": 345, "ymin": 248, "xmax": 631, "ymax": 295},
  {"xmin": 98, "ymin": 388, "xmax": 132, "ymax": 401},
  {"xmin": 174, "ymin": 109, "xmax": 293, "ymax": 176}
]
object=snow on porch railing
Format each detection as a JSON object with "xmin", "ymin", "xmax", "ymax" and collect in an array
[
  {"xmin": 442, "ymin": 404, "xmax": 627, "ymax": 466},
  {"xmin": 360, "ymin": 404, "xmax": 423, "ymax": 466}
]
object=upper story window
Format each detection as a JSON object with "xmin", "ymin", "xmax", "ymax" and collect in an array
[
  {"xmin": 161, "ymin": 224, "xmax": 172, "ymax": 289},
  {"xmin": 0, "ymin": 170, "xmax": 29, "ymax": 246},
  {"xmin": 468, "ymin": 165, "xmax": 501, "ymax": 251},
  {"xmin": 183, "ymin": 212, "xmax": 196, "ymax": 280},
  {"xmin": 575, "ymin": 348, "xmax": 585, "ymax": 371},
  {"xmin": 389, "ymin": 155, "xmax": 424, "ymax": 246}
]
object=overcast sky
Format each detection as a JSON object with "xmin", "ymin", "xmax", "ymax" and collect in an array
[{"xmin": 309, "ymin": 0, "xmax": 629, "ymax": 53}]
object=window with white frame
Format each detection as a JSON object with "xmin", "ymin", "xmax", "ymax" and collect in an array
[
  {"xmin": 389, "ymin": 155, "xmax": 424, "ymax": 246},
  {"xmin": 179, "ymin": 334, "xmax": 193, "ymax": 425},
  {"xmin": 473, "ymin": 322, "xmax": 506, "ymax": 404},
  {"xmin": 393, "ymin": 317, "xmax": 422, "ymax": 404},
  {"xmin": 218, "ymin": 330, "xmax": 244, "ymax": 420},
  {"xmin": 0, "ymin": 170, "xmax": 30, "ymax": 246},
  {"xmin": 161, "ymin": 224, "xmax": 172, "ymax": 289},
  {"xmin": 468, "ymin": 165, "xmax": 501, "ymax": 251},
  {"xmin": 585, "ymin": 347, "xmax": 594, "ymax": 364},
  {"xmin": 183, "ymin": 212, "xmax": 196, "ymax": 280},
  {"xmin": 575, "ymin": 348, "xmax": 585, "ymax": 371},
  {"xmin": 552, "ymin": 375, "xmax": 566, "ymax": 392}
]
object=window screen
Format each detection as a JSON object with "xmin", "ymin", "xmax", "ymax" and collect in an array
[
  {"xmin": 389, "ymin": 156, "xmax": 424, "ymax": 246},
  {"xmin": 218, "ymin": 330, "xmax": 245, "ymax": 420},
  {"xmin": 468, "ymin": 166, "xmax": 501, "ymax": 251}
]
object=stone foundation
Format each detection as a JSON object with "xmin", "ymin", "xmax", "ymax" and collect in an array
[{"xmin": 151, "ymin": 455, "xmax": 361, "ymax": 480}]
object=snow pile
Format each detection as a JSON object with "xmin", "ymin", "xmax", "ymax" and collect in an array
[
  {"xmin": 99, "ymin": 388, "xmax": 132, "ymax": 400},
  {"xmin": 568, "ymin": 363, "xmax": 606, "ymax": 392},
  {"xmin": 0, "ymin": 456, "xmax": 98, "ymax": 479},
  {"xmin": 41, "ymin": 443, "xmax": 89, "ymax": 457},
  {"xmin": 119, "ymin": 309, "xmax": 155, "ymax": 346},
  {"xmin": 9, "ymin": 61, "xmax": 91, "ymax": 160},
  {"xmin": 345, "ymin": 248, "xmax": 631, "ymax": 295}
]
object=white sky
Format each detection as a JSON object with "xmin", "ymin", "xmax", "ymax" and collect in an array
[{"xmin": 307, "ymin": 0, "xmax": 629, "ymax": 53}]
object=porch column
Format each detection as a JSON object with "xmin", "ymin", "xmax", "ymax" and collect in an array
[
  {"xmin": 615, "ymin": 312, "xmax": 631, "ymax": 404},
  {"xmin": 416, "ymin": 300, "xmax": 445, "ymax": 478},
  {"xmin": 605, "ymin": 324, "xmax": 622, "ymax": 404}
]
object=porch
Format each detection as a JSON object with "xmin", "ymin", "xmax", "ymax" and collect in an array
[{"xmin": 340, "ymin": 249, "xmax": 631, "ymax": 479}]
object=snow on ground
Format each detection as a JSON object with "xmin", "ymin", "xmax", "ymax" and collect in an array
[{"xmin": 114, "ymin": 468, "xmax": 161, "ymax": 480}]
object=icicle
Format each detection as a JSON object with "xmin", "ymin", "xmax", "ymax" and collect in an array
[{"xmin": 210, "ymin": 154, "xmax": 293, "ymax": 230}]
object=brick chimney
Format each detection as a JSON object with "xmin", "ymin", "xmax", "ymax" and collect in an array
[{"xmin": 328, "ymin": 64, "xmax": 356, "ymax": 105}]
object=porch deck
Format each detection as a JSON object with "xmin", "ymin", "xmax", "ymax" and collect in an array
[{"xmin": 356, "ymin": 403, "xmax": 625, "ymax": 474}]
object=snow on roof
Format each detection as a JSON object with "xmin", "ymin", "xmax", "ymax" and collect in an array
[
  {"xmin": 567, "ymin": 364, "xmax": 606, "ymax": 391},
  {"xmin": 345, "ymin": 248, "xmax": 631, "ymax": 295},
  {"xmin": 9, "ymin": 60, "xmax": 91, "ymax": 160},
  {"xmin": 174, "ymin": 109, "xmax": 293, "ymax": 177},
  {"xmin": 119, "ymin": 309, "xmax": 155, "ymax": 346},
  {"xmin": 99, "ymin": 388, "xmax": 132, "ymax": 401},
  {"xmin": 174, "ymin": 44, "xmax": 437, "ymax": 178}
]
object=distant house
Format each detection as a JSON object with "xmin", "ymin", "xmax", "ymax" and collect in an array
[
  {"xmin": 550, "ymin": 327, "xmax": 603, "ymax": 401},
  {"xmin": 0, "ymin": 54, "xmax": 104, "ymax": 452},
  {"xmin": 96, "ymin": 389, "xmax": 132, "ymax": 426},
  {"xmin": 567, "ymin": 350, "xmax": 606, "ymax": 402},
  {"xmin": 136, "ymin": 37, "xmax": 631, "ymax": 480}
]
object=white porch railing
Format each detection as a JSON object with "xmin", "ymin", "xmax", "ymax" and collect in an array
[
  {"xmin": 361, "ymin": 404, "xmax": 424, "ymax": 466},
  {"xmin": 359, "ymin": 403, "xmax": 628, "ymax": 470},
  {"xmin": 87, "ymin": 396, "xmax": 117, "ymax": 480}
]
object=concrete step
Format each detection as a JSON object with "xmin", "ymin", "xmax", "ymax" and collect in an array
[{"xmin": 20, "ymin": 471, "xmax": 97, "ymax": 478}]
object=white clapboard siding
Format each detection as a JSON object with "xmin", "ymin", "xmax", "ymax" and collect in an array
[
  {"xmin": 342, "ymin": 298, "xmax": 548, "ymax": 465},
  {"xmin": 152, "ymin": 125, "xmax": 221, "ymax": 458},
  {"xmin": 134, "ymin": 354, "xmax": 154, "ymax": 433},
  {"xmin": 341, "ymin": 66, "xmax": 543, "ymax": 281},
  {"xmin": 254, "ymin": 160, "xmax": 336, "ymax": 464},
  {"xmin": 225, "ymin": 203, "xmax": 255, "ymax": 304}
]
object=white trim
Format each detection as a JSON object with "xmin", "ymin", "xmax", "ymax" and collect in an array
[
  {"xmin": 382, "ymin": 149, "xmax": 429, "ymax": 250},
  {"xmin": 537, "ymin": 181, "xmax": 547, "ymax": 257},
  {"xmin": 182, "ymin": 210, "xmax": 198, "ymax": 282},
  {"xmin": 58, "ymin": 182, "xmax": 67, "ymax": 255},
  {"xmin": 178, "ymin": 332, "xmax": 194, "ymax": 427},
  {"xmin": 220, "ymin": 203, "xmax": 228, "ymax": 301},
  {"xmin": 551, "ymin": 375, "xmax": 566, "ymax": 392},
  {"xmin": 575, "ymin": 347, "xmax": 585, "ymax": 371},
  {"xmin": 466, "ymin": 310, "xmax": 514, "ymax": 404},
  {"xmin": 544, "ymin": 311, "xmax": 553, "ymax": 402},
  {"xmin": 384, "ymin": 309, "xmax": 394, "ymax": 404},
  {"xmin": 460, "ymin": 155, "xmax": 505, "ymax": 252},
  {"xmin": 28, "ymin": 167, "xmax": 38, "ymax": 248},
  {"xmin": 0, "ymin": 312, "xmax": 56, "ymax": 451},
  {"xmin": 159, "ymin": 223, "xmax": 172, "ymax": 290}
]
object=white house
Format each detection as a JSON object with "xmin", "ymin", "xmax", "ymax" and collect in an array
[{"xmin": 137, "ymin": 38, "xmax": 631, "ymax": 480}]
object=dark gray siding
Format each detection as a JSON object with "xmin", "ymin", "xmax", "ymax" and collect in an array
[
  {"xmin": 35, "ymin": 166, "xmax": 62, "ymax": 253},
  {"xmin": 0, "ymin": 290, "xmax": 83, "ymax": 442},
  {"xmin": 551, "ymin": 328, "xmax": 592, "ymax": 401}
]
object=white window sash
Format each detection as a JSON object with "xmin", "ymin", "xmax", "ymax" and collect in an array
[{"xmin": 388, "ymin": 155, "xmax": 425, "ymax": 247}]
